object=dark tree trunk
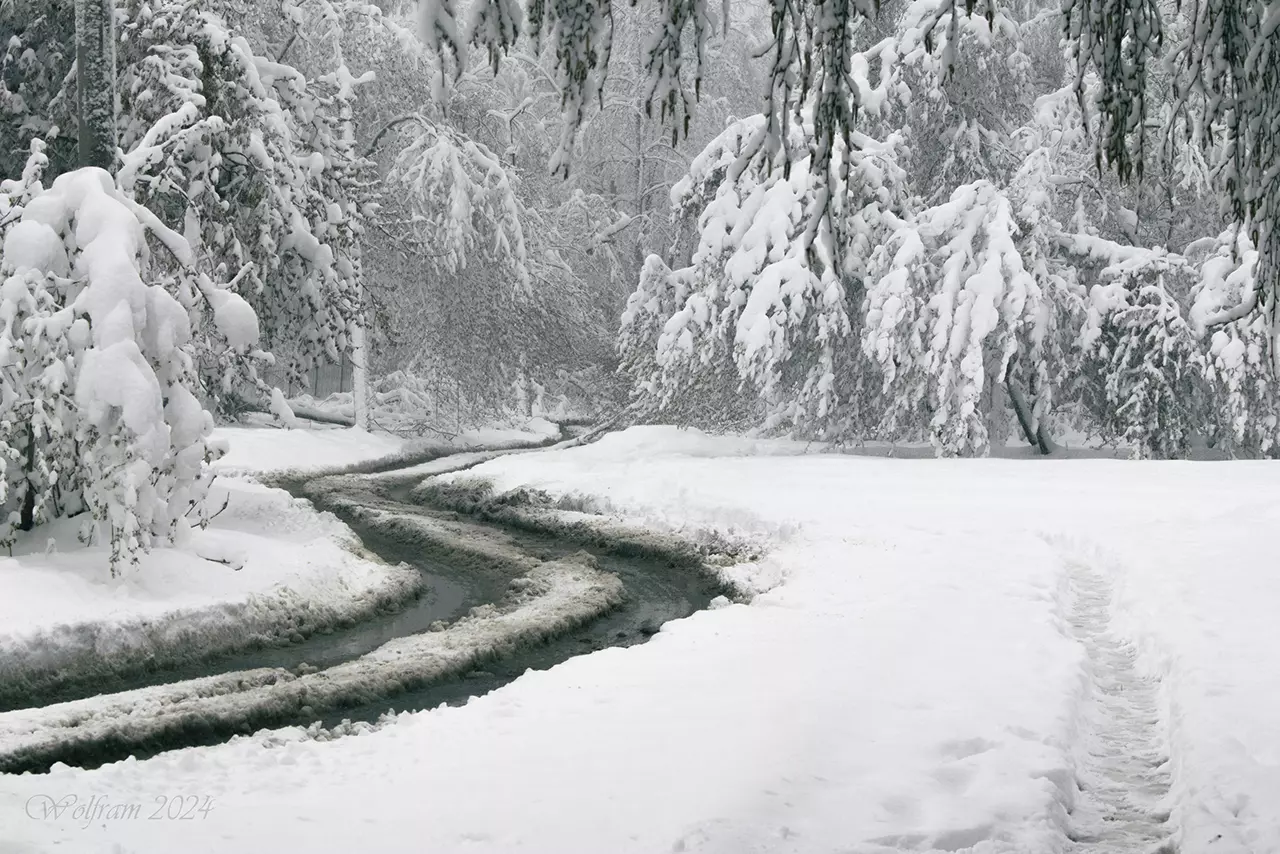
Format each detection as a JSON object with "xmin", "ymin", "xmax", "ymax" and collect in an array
[
  {"xmin": 18, "ymin": 423, "xmax": 36, "ymax": 532},
  {"xmin": 75, "ymin": 0, "xmax": 118, "ymax": 172},
  {"xmin": 1005, "ymin": 367, "xmax": 1053, "ymax": 456}
]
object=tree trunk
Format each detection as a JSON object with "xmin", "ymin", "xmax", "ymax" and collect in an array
[
  {"xmin": 352, "ymin": 322, "xmax": 370, "ymax": 430},
  {"xmin": 75, "ymin": 0, "xmax": 118, "ymax": 172},
  {"xmin": 1005, "ymin": 371, "xmax": 1052, "ymax": 456},
  {"xmin": 18, "ymin": 423, "xmax": 36, "ymax": 532}
]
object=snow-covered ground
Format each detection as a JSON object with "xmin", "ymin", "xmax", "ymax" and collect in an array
[
  {"xmin": 0, "ymin": 427, "xmax": 421, "ymax": 708},
  {"xmin": 213, "ymin": 425, "xmax": 407, "ymax": 476},
  {"xmin": 2, "ymin": 426, "xmax": 1274, "ymax": 853},
  {"xmin": 0, "ymin": 419, "xmax": 573, "ymax": 704},
  {"xmin": 214, "ymin": 418, "xmax": 563, "ymax": 478}
]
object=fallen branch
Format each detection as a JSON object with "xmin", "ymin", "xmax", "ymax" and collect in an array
[{"xmin": 237, "ymin": 399, "xmax": 355, "ymax": 428}]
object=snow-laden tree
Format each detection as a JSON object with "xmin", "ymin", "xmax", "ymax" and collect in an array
[
  {"xmin": 622, "ymin": 1, "xmax": 1078, "ymax": 449},
  {"xmin": 1076, "ymin": 245, "xmax": 1210, "ymax": 458},
  {"xmin": 554, "ymin": 1, "xmax": 764, "ymax": 276},
  {"xmin": 0, "ymin": 149, "xmax": 237, "ymax": 573},
  {"xmin": 423, "ymin": 0, "xmax": 1274, "ymax": 348},
  {"xmin": 1065, "ymin": 0, "xmax": 1280, "ymax": 364},
  {"xmin": 1189, "ymin": 230, "xmax": 1280, "ymax": 456},
  {"xmin": 0, "ymin": 0, "xmax": 384, "ymax": 413},
  {"xmin": 373, "ymin": 114, "xmax": 530, "ymax": 289},
  {"xmin": 621, "ymin": 110, "xmax": 910, "ymax": 436},
  {"xmin": 344, "ymin": 17, "xmax": 660, "ymax": 424},
  {"xmin": 865, "ymin": 181, "xmax": 1075, "ymax": 455},
  {"xmin": 862, "ymin": 67, "xmax": 1116, "ymax": 455},
  {"xmin": 112, "ymin": 0, "xmax": 377, "ymax": 407},
  {"xmin": 411, "ymin": 0, "xmax": 736, "ymax": 180}
]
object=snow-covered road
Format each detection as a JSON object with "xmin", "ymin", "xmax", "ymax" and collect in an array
[
  {"xmin": 0, "ymin": 429, "xmax": 721, "ymax": 775},
  {"xmin": 2, "ymin": 426, "xmax": 1277, "ymax": 854}
]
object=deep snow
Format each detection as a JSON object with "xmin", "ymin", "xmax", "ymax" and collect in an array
[{"xmin": 1, "ymin": 426, "xmax": 1276, "ymax": 854}]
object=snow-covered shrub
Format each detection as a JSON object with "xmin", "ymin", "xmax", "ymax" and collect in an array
[
  {"xmin": 0, "ymin": 145, "xmax": 81, "ymax": 549},
  {"xmin": 0, "ymin": 150, "xmax": 228, "ymax": 574}
]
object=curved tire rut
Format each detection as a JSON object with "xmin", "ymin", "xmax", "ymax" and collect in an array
[{"xmin": 0, "ymin": 443, "xmax": 723, "ymax": 774}]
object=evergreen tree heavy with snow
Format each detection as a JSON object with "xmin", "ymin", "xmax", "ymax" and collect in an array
[
  {"xmin": 0, "ymin": 0, "xmax": 389, "ymax": 568},
  {"xmin": 595, "ymin": 0, "xmax": 1273, "ymax": 455},
  {"xmin": 3, "ymin": 0, "xmax": 378, "ymax": 411}
]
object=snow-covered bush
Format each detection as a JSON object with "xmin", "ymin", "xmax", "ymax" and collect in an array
[
  {"xmin": 0, "ymin": 152, "xmax": 230, "ymax": 573},
  {"xmin": 0, "ymin": 144, "xmax": 80, "ymax": 549}
]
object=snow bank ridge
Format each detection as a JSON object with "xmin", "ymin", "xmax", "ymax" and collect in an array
[
  {"xmin": 0, "ymin": 554, "xmax": 423, "ymax": 713},
  {"xmin": 0, "ymin": 554, "xmax": 623, "ymax": 774}
]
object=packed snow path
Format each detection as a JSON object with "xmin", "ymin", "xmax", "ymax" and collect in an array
[{"xmin": 1065, "ymin": 558, "xmax": 1176, "ymax": 854}]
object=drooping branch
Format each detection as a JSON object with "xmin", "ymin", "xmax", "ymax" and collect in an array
[
  {"xmin": 364, "ymin": 113, "xmax": 430, "ymax": 158},
  {"xmin": 1200, "ymin": 287, "xmax": 1261, "ymax": 331}
]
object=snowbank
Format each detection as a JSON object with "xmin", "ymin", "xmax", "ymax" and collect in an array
[
  {"xmin": 212, "ymin": 426, "xmax": 407, "ymax": 476},
  {"xmin": 2, "ymin": 426, "xmax": 1273, "ymax": 853},
  {"xmin": 0, "ymin": 478, "xmax": 419, "ymax": 708},
  {"xmin": 0, "ymin": 554, "xmax": 622, "ymax": 774},
  {"xmin": 0, "ymin": 426, "xmax": 436, "ymax": 708}
]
